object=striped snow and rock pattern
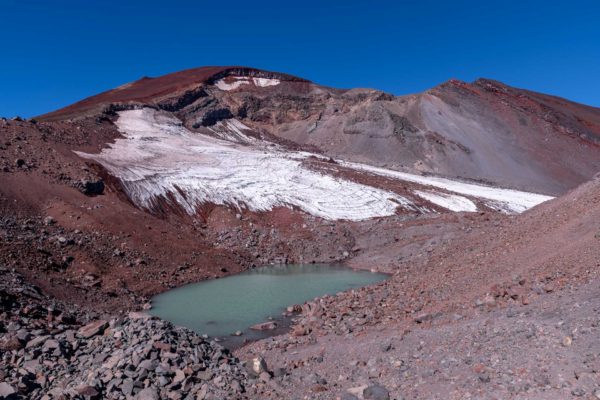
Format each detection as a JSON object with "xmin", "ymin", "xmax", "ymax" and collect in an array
[
  {"xmin": 337, "ymin": 161, "xmax": 554, "ymax": 214},
  {"xmin": 76, "ymin": 109, "xmax": 553, "ymax": 220},
  {"xmin": 77, "ymin": 109, "xmax": 415, "ymax": 221}
]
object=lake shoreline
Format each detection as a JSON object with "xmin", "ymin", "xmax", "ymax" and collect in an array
[{"xmin": 148, "ymin": 264, "xmax": 389, "ymax": 349}]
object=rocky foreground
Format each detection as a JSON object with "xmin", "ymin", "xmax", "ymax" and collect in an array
[
  {"xmin": 6, "ymin": 262, "xmax": 600, "ymax": 400},
  {"xmin": 0, "ymin": 268, "xmax": 249, "ymax": 400},
  {"xmin": 1, "ymin": 265, "xmax": 398, "ymax": 400}
]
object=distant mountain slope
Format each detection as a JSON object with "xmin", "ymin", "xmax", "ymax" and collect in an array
[{"xmin": 38, "ymin": 66, "xmax": 600, "ymax": 195}]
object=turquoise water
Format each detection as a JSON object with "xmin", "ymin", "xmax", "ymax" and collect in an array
[{"xmin": 150, "ymin": 264, "xmax": 387, "ymax": 341}]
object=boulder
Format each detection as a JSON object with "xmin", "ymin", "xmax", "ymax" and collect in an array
[
  {"xmin": 75, "ymin": 179, "xmax": 105, "ymax": 196},
  {"xmin": 128, "ymin": 311, "xmax": 152, "ymax": 320},
  {"xmin": 135, "ymin": 388, "xmax": 160, "ymax": 400},
  {"xmin": 291, "ymin": 325, "xmax": 309, "ymax": 337},
  {"xmin": 250, "ymin": 321, "xmax": 278, "ymax": 331},
  {"xmin": 153, "ymin": 341, "xmax": 173, "ymax": 352},
  {"xmin": 75, "ymin": 385, "xmax": 100, "ymax": 400},
  {"xmin": 78, "ymin": 320, "xmax": 108, "ymax": 338},
  {"xmin": 42, "ymin": 338, "xmax": 60, "ymax": 351},
  {"xmin": 25, "ymin": 335, "xmax": 49, "ymax": 349},
  {"xmin": 173, "ymin": 369, "xmax": 185, "ymax": 384},
  {"xmin": 252, "ymin": 356, "xmax": 269, "ymax": 375},
  {"xmin": 0, "ymin": 335, "xmax": 23, "ymax": 351}
]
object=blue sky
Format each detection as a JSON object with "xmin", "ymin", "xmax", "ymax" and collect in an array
[{"xmin": 1, "ymin": 0, "xmax": 599, "ymax": 117}]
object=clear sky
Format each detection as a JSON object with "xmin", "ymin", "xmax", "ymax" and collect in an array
[{"xmin": 1, "ymin": 0, "xmax": 599, "ymax": 118}]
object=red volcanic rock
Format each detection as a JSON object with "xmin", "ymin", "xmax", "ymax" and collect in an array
[
  {"xmin": 0, "ymin": 335, "xmax": 23, "ymax": 351},
  {"xmin": 152, "ymin": 341, "xmax": 173, "ymax": 352},
  {"xmin": 37, "ymin": 66, "xmax": 309, "ymax": 122}
]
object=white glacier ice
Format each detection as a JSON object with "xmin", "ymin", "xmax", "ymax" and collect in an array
[
  {"xmin": 75, "ymin": 108, "xmax": 553, "ymax": 220},
  {"xmin": 414, "ymin": 190, "xmax": 478, "ymax": 212},
  {"xmin": 338, "ymin": 161, "xmax": 553, "ymax": 214},
  {"xmin": 76, "ymin": 109, "xmax": 415, "ymax": 221}
]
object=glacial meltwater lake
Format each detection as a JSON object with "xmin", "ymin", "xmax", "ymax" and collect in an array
[{"xmin": 150, "ymin": 264, "xmax": 387, "ymax": 346}]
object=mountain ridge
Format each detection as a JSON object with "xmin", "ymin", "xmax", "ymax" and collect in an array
[{"xmin": 35, "ymin": 66, "xmax": 600, "ymax": 195}]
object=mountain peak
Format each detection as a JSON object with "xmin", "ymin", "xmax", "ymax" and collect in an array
[{"xmin": 37, "ymin": 66, "xmax": 309, "ymax": 121}]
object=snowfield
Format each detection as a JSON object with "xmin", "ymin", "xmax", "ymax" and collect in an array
[
  {"xmin": 338, "ymin": 161, "xmax": 554, "ymax": 214},
  {"xmin": 252, "ymin": 77, "xmax": 280, "ymax": 87},
  {"xmin": 76, "ymin": 109, "xmax": 554, "ymax": 221},
  {"xmin": 76, "ymin": 109, "xmax": 415, "ymax": 221},
  {"xmin": 414, "ymin": 190, "xmax": 478, "ymax": 213}
]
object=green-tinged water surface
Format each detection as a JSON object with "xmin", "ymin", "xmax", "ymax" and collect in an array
[{"xmin": 150, "ymin": 264, "xmax": 387, "ymax": 342}]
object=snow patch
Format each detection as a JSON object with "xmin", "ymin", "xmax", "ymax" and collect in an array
[
  {"xmin": 75, "ymin": 108, "xmax": 415, "ymax": 221},
  {"xmin": 252, "ymin": 77, "xmax": 280, "ymax": 87},
  {"xmin": 338, "ymin": 161, "xmax": 553, "ymax": 214},
  {"xmin": 214, "ymin": 76, "xmax": 281, "ymax": 91},
  {"xmin": 208, "ymin": 119, "xmax": 255, "ymax": 143},
  {"xmin": 215, "ymin": 77, "xmax": 250, "ymax": 91},
  {"xmin": 414, "ymin": 190, "xmax": 478, "ymax": 212}
]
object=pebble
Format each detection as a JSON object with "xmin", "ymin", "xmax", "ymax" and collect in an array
[
  {"xmin": 252, "ymin": 356, "xmax": 269, "ymax": 374},
  {"xmin": 363, "ymin": 384, "xmax": 390, "ymax": 400}
]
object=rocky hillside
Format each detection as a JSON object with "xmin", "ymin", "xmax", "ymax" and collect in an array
[{"xmin": 238, "ymin": 172, "xmax": 600, "ymax": 400}]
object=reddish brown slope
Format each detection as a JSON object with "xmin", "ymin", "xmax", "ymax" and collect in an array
[
  {"xmin": 37, "ymin": 66, "xmax": 309, "ymax": 121},
  {"xmin": 239, "ymin": 175, "xmax": 600, "ymax": 399}
]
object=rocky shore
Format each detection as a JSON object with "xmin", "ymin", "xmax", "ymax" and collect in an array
[{"xmin": 0, "ymin": 269, "xmax": 248, "ymax": 400}]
